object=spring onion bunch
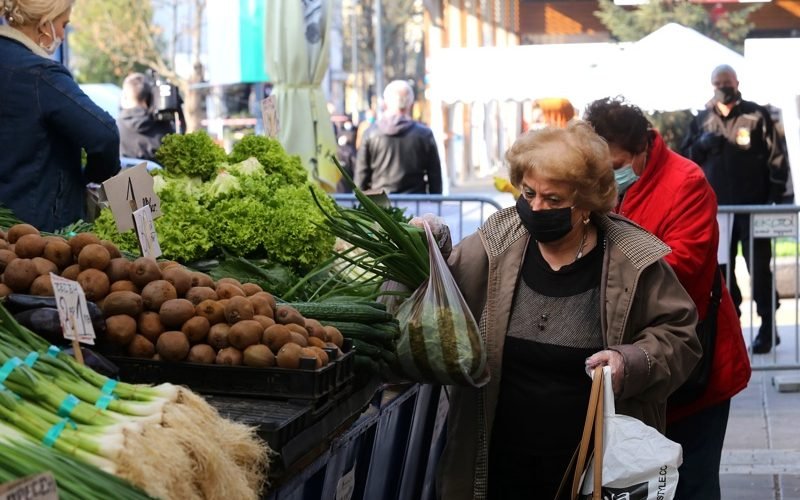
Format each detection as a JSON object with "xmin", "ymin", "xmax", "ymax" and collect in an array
[
  {"xmin": 310, "ymin": 161, "xmax": 430, "ymax": 292},
  {"xmin": 0, "ymin": 304, "xmax": 270, "ymax": 499}
]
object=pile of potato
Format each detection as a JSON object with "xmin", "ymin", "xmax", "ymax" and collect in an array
[{"xmin": 0, "ymin": 224, "xmax": 343, "ymax": 370}]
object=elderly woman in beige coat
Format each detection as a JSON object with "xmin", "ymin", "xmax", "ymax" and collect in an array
[{"xmin": 431, "ymin": 122, "xmax": 701, "ymax": 500}]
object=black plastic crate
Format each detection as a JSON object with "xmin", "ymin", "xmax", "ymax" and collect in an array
[
  {"xmin": 108, "ymin": 355, "xmax": 338, "ymax": 400},
  {"xmin": 334, "ymin": 346, "xmax": 356, "ymax": 389},
  {"xmin": 204, "ymin": 395, "xmax": 313, "ymax": 452}
]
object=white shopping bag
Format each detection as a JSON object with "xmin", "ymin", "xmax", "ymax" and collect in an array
[{"xmin": 579, "ymin": 366, "xmax": 682, "ymax": 500}]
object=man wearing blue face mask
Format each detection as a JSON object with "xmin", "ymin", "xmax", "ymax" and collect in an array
[
  {"xmin": 680, "ymin": 64, "xmax": 789, "ymax": 355},
  {"xmin": 586, "ymin": 97, "xmax": 750, "ymax": 500}
]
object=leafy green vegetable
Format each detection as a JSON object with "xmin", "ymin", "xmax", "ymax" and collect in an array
[
  {"xmin": 228, "ymin": 135, "xmax": 308, "ymax": 185},
  {"xmin": 155, "ymin": 131, "xmax": 227, "ymax": 181}
]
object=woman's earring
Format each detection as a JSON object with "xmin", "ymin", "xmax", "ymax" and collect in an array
[{"xmin": 582, "ymin": 214, "xmax": 590, "ymax": 225}]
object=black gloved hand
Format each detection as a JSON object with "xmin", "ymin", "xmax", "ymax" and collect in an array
[
  {"xmin": 768, "ymin": 182, "xmax": 787, "ymax": 205},
  {"xmin": 697, "ymin": 131, "xmax": 725, "ymax": 152}
]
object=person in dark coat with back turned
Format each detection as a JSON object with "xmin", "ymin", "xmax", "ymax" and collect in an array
[
  {"xmin": 681, "ymin": 64, "xmax": 789, "ymax": 354},
  {"xmin": 355, "ymin": 80, "xmax": 443, "ymax": 194},
  {"xmin": 118, "ymin": 72, "xmax": 174, "ymax": 162},
  {"xmin": 0, "ymin": 0, "xmax": 120, "ymax": 232}
]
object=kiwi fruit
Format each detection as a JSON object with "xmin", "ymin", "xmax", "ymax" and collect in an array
[
  {"xmin": 186, "ymin": 344, "xmax": 216, "ymax": 364},
  {"xmin": 138, "ymin": 311, "xmax": 165, "ymax": 343},
  {"xmin": 275, "ymin": 305, "xmax": 306, "ymax": 327},
  {"xmin": 216, "ymin": 277, "xmax": 244, "ymax": 290},
  {"xmin": 286, "ymin": 323, "xmax": 308, "ymax": 338},
  {"xmin": 68, "ymin": 233, "xmax": 101, "ymax": 258},
  {"xmin": 3, "ymin": 258, "xmax": 38, "ymax": 292},
  {"xmin": 185, "ymin": 286, "xmax": 218, "ymax": 305},
  {"xmin": 243, "ymin": 344, "xmax": 275, "ymax": 368},
  {"xmin": 227, "ymin": 320, "xmax": 263, "ymax": 350},
  {"xmin": 61, "ymin": 264, "xmax": 81, "ymax": 281},
  {"xmin": 157, "ymin": 260, "xmax": 180, "ymax": 271},
  {"xmin": 301, "ymin": 346, "xmax": 325, "ymax": 368},
  {"xmin": 161, "ymin": 267, "xmax": 192, "ymax": 297},
  {"xmin": 252, "ymin": 315, "xmax": 275, "ymax": 331},
  {"xmin": 100, "ymin": 240, "xmax": 122, "ymax": 259},
  {"xmin": 252, "ymin": 291, "xmax": 277, "ymax": 312},
  {"xmin": 127, "ymin": 335, "xmax": 155, "ymax": 358},
  {"xmin": 216, "ymin": 282, "xmax": 245, "ymax": 300},
  {"xmin": 6, "ymin": 224, "xmax": 39, "ymax": 244},
  {"xmin": 14, "ymin": 234, "xmax": 46, "ymax": 258},
  {"xmin": 288, "ymin": 331, "xmax": 308, "ymax": 347},
  {"xmin": 110, "ymin": 280, "xmax": 140, "ymax": 293},
  {"xmin": 29, "ymin": 275, "xmax": 54, "ymax": 296},
  {"xmin": 0, "ymin": 240, "xmax": 7, "ymax": 250},
  {"xmin": 76, "ymin": 268, "xmax": 110, "ymax": 302},
  {"xmin": 156, "ymin": 331, "xmax": 191, "ymax": 362},
  {"xmin": 0, "ymin": 284, "xmax": 12, "ymax": 298},
  {"xmin": 304, "ymin": 318, "xmax": 329, "ymax": 342},
  {"xmin": 242, "ymin": 283, "xmax": 263, "ymax": 296},
  {"xmin": 78, "ymin": 243, "xmax": 110, "ymax": 271},
  {"xmin": 276, "ymin": 343, "xmax": 303, "ymax": 369},
  {"xmin": 105, "ymin": 315, "xmax": 137, "ymax": 346},
  {"xmin": 102, "ymin": 291, "xmax": 143, "ymax": 317},
  {"xmin": 42, "ymin": 239, "xmax": 72, "ymax": 269},
  {"xmin": 216, "ymin": 347, "xmax": 243, "ymax": 365},
  {"xmin": 263, "ymin": 324, "xmax": 292, "ymax": 353},
  {"xmin": 159, "ymin": 298, "xmax": 196, "ymax": 328},
  {"xmin": 207, "ymin": 323, "xmax": 231, "ymax": 350},
  {"xmin": 224, "ymin": 296, "xmax": 254, "ymax": 324},
  {"xmin": 307, "ymin": 336, "xmax": 327, "ymax": 349},
  {"xmin": 324, "ymin": 326, "xmax": 344, "ymax": 348},
  {"xmin": 129, "ymin": 257, "xmax": 162, "ymax": 289},
  {"xmin": 31, "ymin": 257, "xmax": 58, "ymax": 276},
  {"xmin": 190, "ymin": 272, "xmax": 215, "ymax": 289},
  {"xmin": 106, "ymin": 258, "xmax": 132, "ymax": 283},
  {"xmin": 247, "ymin": 295, "xmax": 273, "ymax": 318},
  {"xmin": 181, "ymin": 316, "xmax": 211, "ymax": 344},
  {"xmin": 195, "ymin": 299, "xmax": 226, "ymax": 324},
  {"xmin": 141, "ymin": 280, "xmax": 177, "ymax": 311},
  {"xmin": 0, "ymin": 249, "xmax": 17, "ymax": 273}
]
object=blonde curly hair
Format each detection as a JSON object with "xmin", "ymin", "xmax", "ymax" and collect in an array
[
  {"xmin": 2, "ymin": 0, "xmax": 73, "ymax": 27},
  {"xmin": 506, "ymin": 121, "xmax": 618, "ymax": 214}
]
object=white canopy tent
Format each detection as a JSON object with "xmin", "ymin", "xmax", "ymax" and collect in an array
[{"xmin": 605, "ymin": 23, "xmax": 745, "ymax": 112}]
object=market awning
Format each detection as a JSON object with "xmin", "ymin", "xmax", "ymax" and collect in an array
[{"xmin": 265, "ymin": 0, "xmax": 339, "ymax": 191}]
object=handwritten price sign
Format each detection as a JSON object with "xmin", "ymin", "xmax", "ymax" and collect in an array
[
  {"xmin": 133, "ymin": 205, "xmax": 162, "ymax": 259},
  {"xmin": 102, "ymin": 163, "xmax": 162, "ymax": 232},
  {"xmin": 50, "ymin": 274, "xmax": 96, "ymax": 345}
]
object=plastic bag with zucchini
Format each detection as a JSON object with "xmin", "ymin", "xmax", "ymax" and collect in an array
[{"xmin": 395, "ymin": 221, "xmax": 489, "ymax": 387}]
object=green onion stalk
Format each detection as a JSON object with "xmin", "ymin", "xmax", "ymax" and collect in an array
[
  {"xmin": 0, "ymin": 422, "xmax": 154, "ymax": 500},
  {"xmin": 310, "ymin": 160, "xmax": 430, "ymax": 292}
]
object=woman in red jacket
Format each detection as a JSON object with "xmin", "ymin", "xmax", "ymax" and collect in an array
[{"xmin": 585, "ymin": 97, "xmax": 751, "ymax": 500}]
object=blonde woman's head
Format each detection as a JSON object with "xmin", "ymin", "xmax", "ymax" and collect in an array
[
  {"xmin": 506, "ymin": 121, "xmax": 617, "ymax": 214},
  {"xmin": 3, "ymin": 0, "xmax": 73, "ymax": 27}
]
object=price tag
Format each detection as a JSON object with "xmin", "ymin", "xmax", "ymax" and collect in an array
[
  {"xmin": 50, "ymin": 274, "xmax": 95, "ymax": 345},
  {"xmin": 752, "ymin": 213, "xmax": 798, "ymax": 238},
  {"xmin": 261, "ymin": 95, "xmax": 280, "ymax": 138},
  {"xmin": 102, "ymin": 163, "xmax": 162, "ymax": 232},
  {"xmin": 335, "ymin": 466, "xmax": 356, "ymax": 500},
  {"xmin": 0, "ymin": 472, "xmax": 58, "ymax": 500},
  {"xmin": 132, "ymin": 205, "xmax": 162, "ymax": 258}
]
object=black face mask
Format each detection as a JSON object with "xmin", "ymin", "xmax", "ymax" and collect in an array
[
  {"xmin": 516, "ymin": 196, "xmax": 574, "ymax": 243},
  {"xmin": 714, "ymin": 86, "xmax": 738, "ymax": 105}
]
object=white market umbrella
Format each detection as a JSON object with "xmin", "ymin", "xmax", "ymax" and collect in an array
[{"xmin": 266, "ymin": 0, "xmax": 339, "ymax": 190}]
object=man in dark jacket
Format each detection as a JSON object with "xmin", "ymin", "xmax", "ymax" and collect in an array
[
  {"xmin": 118, "ymin": 73, "xmax": 174, "ymax": 162},
  {"xmin": 681, "ymin": 64, "xmax": 789, "ymax": 354},
  {"xmin": 355, "ymin": 80, "xmax": 443, "ymax": 194}
]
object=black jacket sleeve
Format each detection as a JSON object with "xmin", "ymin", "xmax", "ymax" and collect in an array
[
  {"xmin": 680, "ymin": 114, "xmax": 709, "ymax": 166},
  {"xmin": 760, "ymin": 108, "xmax": 790, "ymax": 203},
  {"xmin": 354, "ymin": 133, "xmax": 373, "ymax": 190}
]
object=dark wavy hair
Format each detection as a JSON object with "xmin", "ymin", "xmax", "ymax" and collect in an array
[{"xmin": 583, "ymin": 97, "xmax": 652, "ymax": 155}]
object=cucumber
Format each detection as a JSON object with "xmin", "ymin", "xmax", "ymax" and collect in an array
[
  {"xmin": 287, "ymin": 302, "xmax": 394, "ymax": 324},
  {"xmin": 322, "ymin": 320, "xmax": 399, "ymax": 341}
]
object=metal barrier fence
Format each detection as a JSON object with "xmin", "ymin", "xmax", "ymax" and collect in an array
[
  {"xmin": 330, "ymin": 196, "xmax": 800, "ymax": 371},
  {"xmin": 718, "ymin": 205, "xmax": 800, "ymax": 372},
  {"xmin": 332, "ymin": 194, "xmax": 503, "ymax": 244}
]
